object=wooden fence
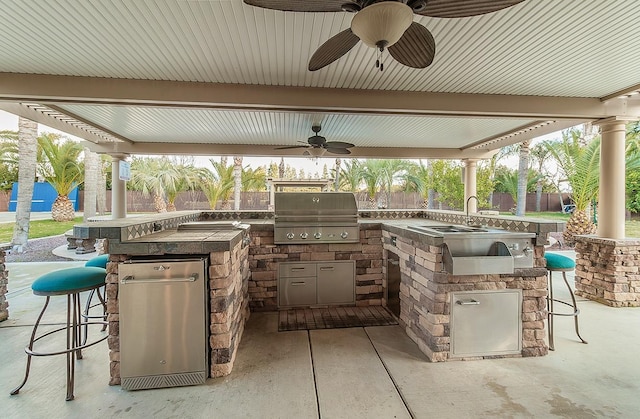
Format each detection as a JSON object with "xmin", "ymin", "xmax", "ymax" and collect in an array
[{"xmin": 0, "ymin": 189, "xmax": 578, "ymax": 214}]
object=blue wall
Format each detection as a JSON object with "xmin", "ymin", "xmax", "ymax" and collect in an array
[{"xmin": 8, "ymin": 182, "xmax": 79, "ymax": 212}]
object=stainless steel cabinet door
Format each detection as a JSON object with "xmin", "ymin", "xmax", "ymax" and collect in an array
[
  {"xmin": 119, "ymin": 259, "xmax": 207, "ymax": 382},
  {"xmin": 279, "ymin": 276, "xmax": 318, "ymax": 306},
  {"xmin": 316, "ymin": 261, "xmax": 355, "ymax": 305},
  {"xmin": 450, "ymin": 289, "xmax": 522, "ymax": 358}
]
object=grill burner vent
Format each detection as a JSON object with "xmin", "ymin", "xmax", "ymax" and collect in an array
[{"xmin": 274, "ymin": 192, "xmax": 359, "ymax": 244}]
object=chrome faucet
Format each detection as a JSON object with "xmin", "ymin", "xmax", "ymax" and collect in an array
[{"xmin": 466, "ymin": 195, "xmax": 479, "ymax": 225}]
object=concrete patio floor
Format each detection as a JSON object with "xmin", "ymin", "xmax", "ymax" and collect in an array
[{"xmin": 2, "ymin": 254, "xmax": 639, "ymax": 419}]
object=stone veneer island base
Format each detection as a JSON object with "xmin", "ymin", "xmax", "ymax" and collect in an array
[
  {"xmin": 381, "ymin": 229, "xmax": 549, "ymax": 362},
  {"xmin": 575, "ymin": 236, "xmax": 640, "ymax": 307},
  {"xmin": 73, "ymin": 210, "xmax": 564, "ymax": 385}
]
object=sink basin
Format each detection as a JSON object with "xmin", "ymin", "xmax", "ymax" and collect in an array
[
  {"xmin": 177, "ymin": 221, "xmax": 250, "ymax": 231},
  {"xmin": 408, "ymin": 224, "xmax": 487, "ymax": 235}
]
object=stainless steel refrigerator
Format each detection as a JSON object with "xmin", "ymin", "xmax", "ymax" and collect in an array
[{"xmin": 118, "ymin": 258, "xmax": 207, "ymax": 390}]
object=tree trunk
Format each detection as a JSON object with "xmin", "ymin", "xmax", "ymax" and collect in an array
[
  {"xmin": 11, "ymin": 117, "xmax": 38, "ymax": 252},
  {"xmin": 153, "ymin": 194, "xmax": 167, "ymax": 212},
  {"xmin": 334, "ymin": 158, "xmax": 341, "ymax": 191},
  {"xmin": 233, "ymin": 156, "xmax": 242, "ymax": 211},
  {"xmin": 83, "ymin": 147, "xmax": 99, "ymax": 221},
  {"xmin": 51, "ymin": 195, "xmax": 76, "ymax": 222},
  {"xmin": 535, "ymin": 179, "xmax": 542, "ymax": 212},
  {"xmin": 515, "ymin": 140, "xmax": 530, "ymax": 217}
]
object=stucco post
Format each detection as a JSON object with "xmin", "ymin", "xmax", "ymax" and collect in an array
[
  {"xmin": 463, "ymin": 159, "xmax": 478, "ymax": 213},
  {"xmin": 110, "ymin": 154, "xmax": 128, "ymax": 220},
  {"xmin": 595, "ymin": 119, "xmax": 627, "ymax": 239}
]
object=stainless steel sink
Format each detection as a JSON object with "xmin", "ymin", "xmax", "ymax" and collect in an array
[
  {"xmin": 406, "ymin": 224, "xmax": 535, "ymax": 275},
  {"xmin": 177, "ymin": 221, "xmax": 250, "ymax": 231},
  {"xmin": 408, "ymin": 224, "xmax": 487, "ymax": 235}
]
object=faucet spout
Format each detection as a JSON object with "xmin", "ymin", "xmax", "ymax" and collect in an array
[{"xmin": 466, "ymin": 195, "xmax": 479, "ymax": 225}]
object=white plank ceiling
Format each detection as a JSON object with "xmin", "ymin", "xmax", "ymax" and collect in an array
[{"xmin": 0, "ymin": 0, "xmax": 639, "ymax": 158}]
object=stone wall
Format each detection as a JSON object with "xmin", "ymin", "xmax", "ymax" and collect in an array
[
  {"xmin": 209, "ymin": 240, "xmax": 251, "ymax": 377},
  {"xmin": 0, "ymin": 247, "xmax": 9, "ymax": 322},
  {"xmin": 248, "ymin": 224, "xmax": 384, "ymax": 311},
  {"xmin": 574, "ymin": 236, "xmax": 640, "ymax": 307},
  {"xmin": 382, "ymin": 230, "xmax": 548, "ymax": 362},
  {"xmin": 105, "ymin": 241, "xmax": 250, "ymax": 385}
]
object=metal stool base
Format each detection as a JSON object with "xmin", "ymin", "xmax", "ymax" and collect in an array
[
  {"xmin": 10, "ymin": 290, "xmax": 107, "ymax": 401},
  {"xmin": 547, "ymin": 268, "xmax": 588, "ymax": 351}
]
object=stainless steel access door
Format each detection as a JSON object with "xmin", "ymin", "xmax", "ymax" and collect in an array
[
  {"xmin": 119, "ymin": 258, "xmax": 207, "ymax": 390},
  {"xmin": 450, "ymin": 289, "xmax": 522, "ymax": 358}
]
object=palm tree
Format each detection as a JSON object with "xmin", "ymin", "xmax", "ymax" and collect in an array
[
  {"xmin": 545, "ymin": 129, "xmax": 599, "ymax": 244},
  {"xmin": 530, "ymin": 142, "xmax": 552, "ymax": 212},
  {"xmin": 203, "ymin": 158, "xmax": 235, "ymax": 209},
  {"xmin": 233, "ymin": 156, "xmax": 243, "ymax": 210},
  {"xmin": 0, "ymin": 130, "xmax": 19, "ymax": 192},
  {"xmin": 515, "ymin": 140, "xmax": 530, "ymax": 216},
  {"xmin": 404, "ymin": 160, "xmax": 431, "ymax": 208},
  {"xmin": 129, "ymin": 157, "xmax": 167, "ymax": 212},
  {"xmin": 241, "ymin": 166, "xmax": 266, "ymax": 191},
  {"xmin": 11, "ymin": 119, "xmax": 38, "ymax": 250},
  {"xmin": 336, "ymin": 159, "xmax": 361, "ymax": 192},
  {"xmin": 495, "ymin": 168, "xmax": 541, "ymax": 212},
  {"xmin": 360, "ymin": 160, "xmax": 388, "ymax": 208},
  {"xmin": 37, "ymin": 133, "xmax": 84, "ymax": 222}
]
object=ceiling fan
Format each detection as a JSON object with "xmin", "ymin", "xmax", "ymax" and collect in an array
[
  {"xmin": 243, "ymin": 0, "xmax": 524, "ymax": 71},
  {"xmin": 276, "ymin": 124, "xmax": 355, "ymax": 155}
]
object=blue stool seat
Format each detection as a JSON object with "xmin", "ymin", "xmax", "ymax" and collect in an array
[
  {"xmin": 85, "ymin": 254, "xmax": 109, "ymax": 269},
  {"xmin": 545, "ymin": 252, "xmax": 576, "ymax": 271},
  {"xmin": 11, "ymin": 266, "xmax": 108, "ymax": 401},
  {"xmin": 544, "ymin": 252, "xmax": 587, "ymax": 351},
  {"xmin": 83, "ymin": 255, "xmax": 110, "ymax": 339},
  {"xmin": 32, "ymin": 267, "xmax": 106, "ymax": 295}
]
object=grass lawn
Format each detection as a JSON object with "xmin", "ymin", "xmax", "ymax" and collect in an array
[{"xmin": 0, "ymin": 217, "xmax": 84, "ymax": 243}]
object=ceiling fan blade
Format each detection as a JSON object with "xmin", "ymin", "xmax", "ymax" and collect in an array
[
  {"xmin": 325, "ymin": 141, "xmax": 355, "ymax": 149},
  {"xmin": 275, "ymin": 145, "xmax": 310, "ymax": 150},
  {"xmin": 309, "ymin": 28, "xmax": 360, "ymax": 71},
  {"xmin": 243, "ymin": 0, "xmax": 347, "ymax": 13},
  {"xmin": 415, "ymin": 0, "xmax": 524, "ymax": 18},
  {"xmin": 325, "ymin": 147, "xmax": 352, "ymax": 155},
  {"xmin": 388, "ymin": 22, "xmax": 435, "ymax": 69}
]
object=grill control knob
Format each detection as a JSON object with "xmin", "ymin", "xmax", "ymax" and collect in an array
[
  {"xmin": 340, "ymin": 231, "xmax": 349, "ymax": 239},
  {"xmin": 300, "ymin": 232, "xmax": 309, "ymax": 239},
  {"xmin": 313, "ymin": 232, "xmax": 322, "ymax": 239},
  {"xmin": 286, "ymin": 232, "xmax": 294, "ymax": 240}
]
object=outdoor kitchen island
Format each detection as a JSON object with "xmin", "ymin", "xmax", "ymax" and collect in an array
[{"xmin": 74, "ymin": 209, "xmax": 560, "ymax": 387}]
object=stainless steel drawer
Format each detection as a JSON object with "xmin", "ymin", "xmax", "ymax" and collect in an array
[
  {"xmin": 279, "ymin": 276, "xmax": 318, "ymax": 307},
  {"xmin": 279, "ymin": 262, "xmax": 316, "ymax": 278}
]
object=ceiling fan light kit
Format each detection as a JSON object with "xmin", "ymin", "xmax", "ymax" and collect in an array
[
  {"xmin": 350, "ymin": 2, "xmax": 413, "ymax": 49},
  {"xmin": 244, "ymin": 0, "xmax": 524, "ymax": 71}
]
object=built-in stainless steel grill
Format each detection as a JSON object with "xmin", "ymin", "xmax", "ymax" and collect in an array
[{"xmin": 274, "ymin": 192, "xmax": 359, "ymax": 244}]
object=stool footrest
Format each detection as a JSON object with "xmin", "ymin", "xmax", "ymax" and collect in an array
[{"xmin": 25, "ymin": 321, "xmax": 108, "ymax": 357}]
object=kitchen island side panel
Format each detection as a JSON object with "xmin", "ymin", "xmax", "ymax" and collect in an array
[
  {"xmin": 381, "ymin": 229, "xmax": 548, "ymax": 362},
  {"xmin": 105, "ymin": 240, "xmax": 250, "ymax": 385}
]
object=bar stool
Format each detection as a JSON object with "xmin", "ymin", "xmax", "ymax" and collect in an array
[
  {"xmin": 10, "ymin": 266, "xmax": 108, "ymax": 401},
  {"xmin": 545, "ymin": 252, "xmax": 588, "ymax": 351},
  {"xmin": 83, "ymin": 254, "xmax": 109, "ymax": 341}
]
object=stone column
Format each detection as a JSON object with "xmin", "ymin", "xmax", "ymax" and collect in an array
[
  {"xmin": 463, "ymin": 159, "xmax": 478, "ymax": 213},
  {"xmin": 595, "ymin": 119, "xmax": 628, "ymax": 239},
  {"xmin": 110, "ymin": 154, "xmax": 128, "ymax": 219}
]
